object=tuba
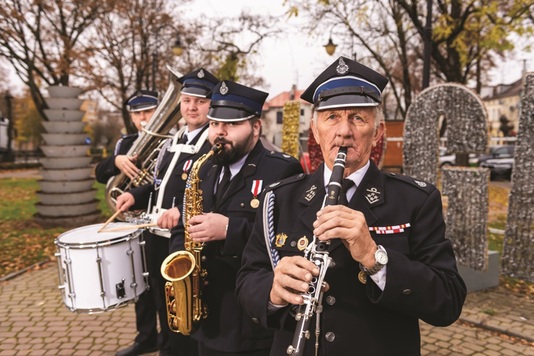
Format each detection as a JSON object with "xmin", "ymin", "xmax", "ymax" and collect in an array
[
  {"xmin": 160, "ymin": 144, "xmax": 222, "ymax": 335},
  {"xmin": 105, "ymin": 66, "xmax": 184, "ymax": 215}
]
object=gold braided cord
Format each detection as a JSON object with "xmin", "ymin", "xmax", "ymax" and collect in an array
[{"xmin": 281, "ymin": 101, "xmax": 300, "ymax": 159}]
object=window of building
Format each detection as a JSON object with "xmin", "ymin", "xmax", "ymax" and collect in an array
[{"xmin": 276, "ymin": 111, "xmax": 283, "ymax": 124}]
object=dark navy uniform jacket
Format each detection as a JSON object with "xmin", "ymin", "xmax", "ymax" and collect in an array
[
  {"xmin": 186, "ymin": 140, "xmax": 303, "ymax": 353},
  {"xmin": 236, "ymin": 162, "xmax": 467, "ymax": 356},
  {"xmin": 94, "ymin": 133, "xmax": 138, "ymax": 184}
]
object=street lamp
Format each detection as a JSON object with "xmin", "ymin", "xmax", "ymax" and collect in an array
[
  {"xmin": 324, "ymin": 37, "xmax": 337, "ymax": 56},
  {"xmin": 172, "ymin": 37, "xmax": 184, "ymax": 57}
]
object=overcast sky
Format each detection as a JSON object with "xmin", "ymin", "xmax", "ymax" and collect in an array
[
  {"xmin": 182, "ymin": 0, "xmax": 331, "ymax": 98},
  {"xmin": 5, "ymin": 0, "xmax": 532, "ymax": 99},
  {"xmin": 187, "ymin": 0, "xmax": 533, "ymax": 98}
]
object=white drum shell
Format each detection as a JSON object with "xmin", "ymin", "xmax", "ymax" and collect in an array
[{"xmin": 55, "ymin": 223, "xmax": 148, "ymax": 313}]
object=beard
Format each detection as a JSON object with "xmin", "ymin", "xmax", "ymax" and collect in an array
[{"xmin": 212, "ymin": 135, "xmax": 254, "ymax": 166}]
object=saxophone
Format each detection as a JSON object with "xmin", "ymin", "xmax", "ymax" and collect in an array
[
  {"xmin": 105, "ymin": 66, "xmax": 183, "ymax": 216},
  {"xmin": 287, "ymin": 147, "xmax": 348, "ymax": 356},
  {"xmin": 160, "ymin": 143, "xmax": 222, "ymax": 335}
]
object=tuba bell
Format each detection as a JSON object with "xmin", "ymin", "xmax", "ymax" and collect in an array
[{"xmin": 105, "ymin": 66, "xmax": 184, "ymax": 216}]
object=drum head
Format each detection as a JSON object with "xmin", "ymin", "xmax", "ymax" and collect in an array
[{"xmin": 57, "ymin": 223, "xmax": 139, "ymax": 245}]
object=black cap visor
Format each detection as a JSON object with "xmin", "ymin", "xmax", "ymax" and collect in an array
[
  {"xmin": 128, "ymin": 103, "xmax": 158, "ymax": 112},
  {"xmin": 208, "ymin": 102, "xmax": 257, "ymax": 122},
  {"xmin": 181, "ymin": 86, "xmax": 211, "ymax": 98},
  {"xmin": 316, "ymin": 86, "xmax": 381, "ymax": 111}
]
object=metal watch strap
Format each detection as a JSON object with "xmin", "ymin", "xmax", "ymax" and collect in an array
[{"xmin": 359, "ymin": 245, "xmax": 387, "ymax": 276}]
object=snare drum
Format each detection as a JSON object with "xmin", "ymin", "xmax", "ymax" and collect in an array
[{"xmin": 55, "ymin": 223, "xmax": 148, "ymax": 313}]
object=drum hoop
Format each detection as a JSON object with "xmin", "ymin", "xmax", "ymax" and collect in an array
[{"xmin": 56, "ymin": 229, "xmax": 141, "ymax": 249}]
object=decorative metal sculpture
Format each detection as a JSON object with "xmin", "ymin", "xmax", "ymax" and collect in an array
[
  {"xmin": 442, "ymin": 167, "xmax": 490, "ymax": 270},
  {"xmin": 404, "ymin": 83, "xmax": 489, "ymax": 270},
  {"xmin": 502, "ymin": 73, "xmax": 534, "ymax": 282},
  {"xmin": 404, "ymin": 83, "xmax": 487, "ymax": 184}
]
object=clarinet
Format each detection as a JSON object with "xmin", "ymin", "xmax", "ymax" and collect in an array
[{"xmin": 287, "ymin": 147, "xmax": 348, "ymax": 356}]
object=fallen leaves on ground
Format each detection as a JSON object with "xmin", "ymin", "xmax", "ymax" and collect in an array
[{"xmin": 0, "ymin": 219, "xmax": 64, "ymax": 278}]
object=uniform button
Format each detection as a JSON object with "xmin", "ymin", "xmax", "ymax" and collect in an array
[
  {"xmin": 290, "ymin": 241, "xmax": 297, "ymax": 247},
  {"xmin": 402, "ymin": 289, "xmax": 412, "ymax": 295},
  {"xmin": 325, "ymin": 332, "xmax": 335, "ymax": 342},
  {"xmin": 251, "ymin": 317, "xmax": 259, "ymax": 323},
  {"xmin": 201, "ymin": 256, "xmax": 207, "ymax": 262},
  {"xmin": 240, "ymin": 203, "xmax": 245, "ymax": 207},
  {"xmin": 325, "ymin": 295, "xmax": 336, "ymax": 305},
  {"xmin": 329, "ymin": 260, "xmax": 336, "ymax": 268}
]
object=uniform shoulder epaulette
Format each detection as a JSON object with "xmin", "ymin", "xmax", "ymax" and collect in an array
[
  {"xmin": 266, "ymin": 150, "xmax": 298, "ymax": 162},
  {"xmin": 265, "ymin": 172, "xmax": 306, "ymax": 192},
  {"xmin": 386, "ymin": 172, "xmax": 435, "ymax": 193}
]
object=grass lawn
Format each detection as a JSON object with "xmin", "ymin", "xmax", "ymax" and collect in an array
[{"xmin": 0, "ymin": 175, "xmax": 111, "ymax": 278}]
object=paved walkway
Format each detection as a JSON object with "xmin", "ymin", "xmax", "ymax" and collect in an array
[{"xmin": 1, "ymin": 262, "xmax": 533, "ymax": 356}]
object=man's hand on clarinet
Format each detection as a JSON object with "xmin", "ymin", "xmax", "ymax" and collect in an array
[
  {"xmin": 313, "ymin": 205, "xmax": 377, "ymax": 267},
  {"xmin": 269, "ymin": 256, "xmax": 323, "ymax": 306}
]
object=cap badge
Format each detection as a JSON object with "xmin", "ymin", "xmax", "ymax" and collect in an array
[
  {"xmin": 198, "ymin": 69, "xmax": 205, "ymax": 78},
  {"xmin": 220, "ymin": 81, "xmax": 229, "ymax": 95},
  {"xmin": 336, "ymin": 57, "xmax": 349, "ymax": 75}
]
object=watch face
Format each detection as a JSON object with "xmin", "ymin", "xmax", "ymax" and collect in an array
[{"xmin": 376, "ymin": 249, "xmax": 388, "ymax": 265}]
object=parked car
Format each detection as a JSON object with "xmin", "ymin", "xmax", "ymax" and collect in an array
[
  {"xmin": 480, "ymin": 157, "xmax": 514, "ymax": 181},
  {"xmin": 439, "ymin": 147, "xmax": 477, "ymax": 167},
  {"xmin": 476, "ymin": 145, "xmax": 515, "ymax": 166}
]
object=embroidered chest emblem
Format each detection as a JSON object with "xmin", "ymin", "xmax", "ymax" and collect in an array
[
  {"xmin": 365, "ymin": 187, "xmax": 381, "ymax": 204},
  {"xmin": 304, "ymin": 185, "xmax": 317, "ymax": 202}
]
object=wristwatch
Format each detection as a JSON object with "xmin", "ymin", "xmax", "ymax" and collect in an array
[{"xmin": 360, "ymin": 245, "xmax": 388, "ymax": 276}]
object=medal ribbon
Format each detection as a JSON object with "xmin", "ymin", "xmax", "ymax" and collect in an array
[
  {"xmin": 183, "ymin": 160, "xmax": 192, "ymax": 173},
  {"xmin": 251, "ymin": 180, "xmax": 263, "ymax": 197}
]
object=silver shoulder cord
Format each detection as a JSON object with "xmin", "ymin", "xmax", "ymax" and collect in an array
[{"xmin": 263, "ymin": 190, "xmax": 279, "ymax": 270}]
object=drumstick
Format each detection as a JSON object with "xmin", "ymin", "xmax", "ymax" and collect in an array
[
  {"xmin": 98, "ymin": 209, "xmax": 123, "ymax": 232},
  {"xmin": 101, "ymin": 222, "xmax": 159, "ymax": 232}
]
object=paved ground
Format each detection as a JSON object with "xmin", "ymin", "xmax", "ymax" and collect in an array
[
  {"xmin": 0, "ymin": 262, "xmax": 532, "ymax": 356},
  {"xmin": 1, "ymin": 169, "xmax": 532, "ymax": 355}
]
